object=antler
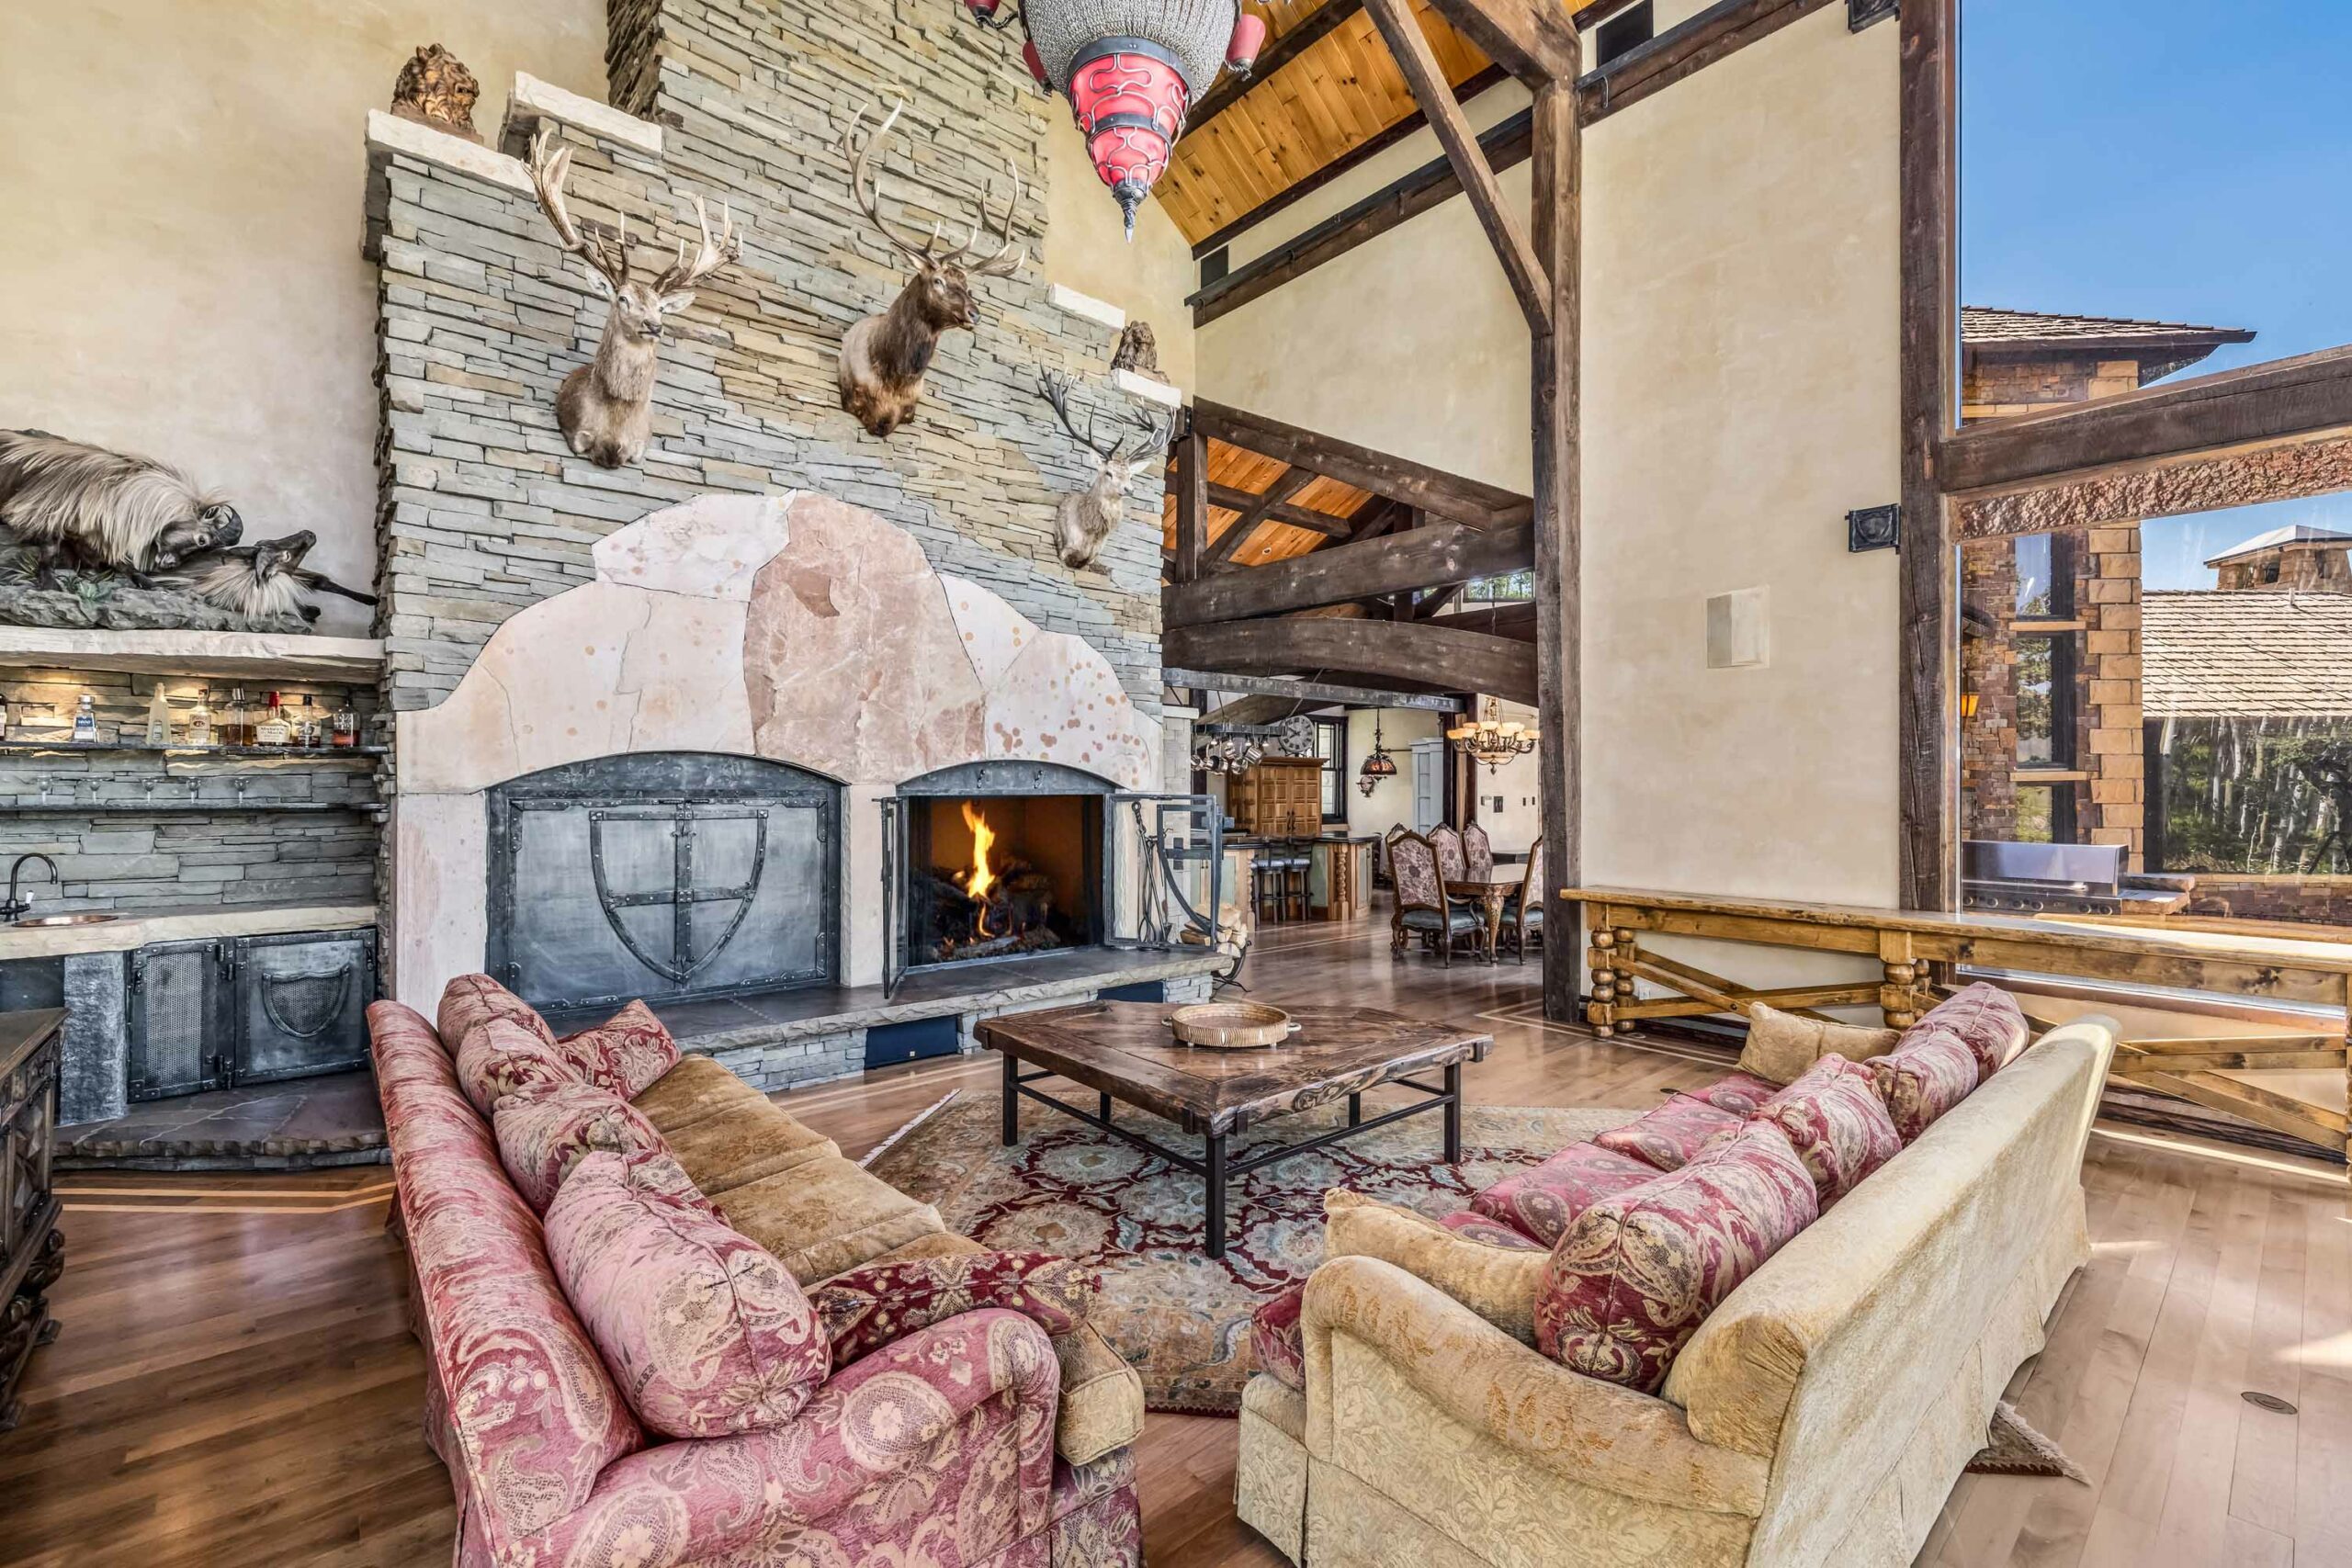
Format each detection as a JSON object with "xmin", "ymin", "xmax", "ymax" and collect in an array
[
  {"xmin": 653, "ymin": 193, "xmax": 741, "ymax": 300},
  {"xmin": 528, "ymin": 129, "xmax": 631, "ymax": 295},
  {"xmin": 1113, "ymin": 404, "xmax": 1176, "ymax": 465},
  {"xmin": 950, "ymin": 155, "xmax": 1028, "ymax": 278},
  {"xmin": 1039, "ymin": 372, "xmax": 1123, "ymax": 462},
  {"xmin": 843, "ymin": 100, "xmax": 951, "ymax": 266},
  {"xmin": 844, "ymin": 98, "xmax": 1028, "ymax": 278}
]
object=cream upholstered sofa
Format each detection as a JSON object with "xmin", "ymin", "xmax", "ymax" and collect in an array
[{"xmin": 1235, "ymin": 1015, "xmax": 2117, "ymax": 1568}]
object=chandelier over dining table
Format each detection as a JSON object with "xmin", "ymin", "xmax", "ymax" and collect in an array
[
  {"xmin": 955, "ymin": 0, "xmax": 1268, "ymax": 237},
  {"xmin": 1448, "ymin": 697, "xmax": 1539, "ymax": 772}
]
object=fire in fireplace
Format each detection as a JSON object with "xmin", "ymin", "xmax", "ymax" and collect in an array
[
  {"xmin": 890, "ymin": 762, "xmax": 1113, "ymax": 976},
  {"xmin": 907, "ymin": 794, "xmax": 1104, "ymax": 966}
]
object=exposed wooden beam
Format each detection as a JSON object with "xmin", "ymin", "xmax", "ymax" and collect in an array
[
  {"xmin": 1428, "ymin": 599, "xmax": 1538, "ymax": 640},
  {"xmin": 1186, "ymin": 1, "xmax": 1367, "ymax": 133},
  {"xmin": 1193, "ymin": 109, "xmax": 1534, "ymax": 326},
  {"xmin": 1367, "ymin": 0, "xmax": 1553, "ymax": 333},
  {"xmin": 1530, "ymin": 72, "xmax": 1580, "ymax": 1021},
  {"xmin": 1171, "ymin": 413, "xmax": 1207, "ymax": 584},
  {"xmin": 1166, "ymin": 520, "xmax": 1535, "ymax": 626},
  {"xmin": 1205, "ymin": 479, "xmax": 1352, "ymax": 539},
  {"xmin": 1202, "ymin": 693, "xmax": 1341, "ymax": 727},
  {"xmin": 1165, "ymin": 617, "xmax": 1541, "ymax": 706},
  {"xmin": 1193, "ymin": 400, "xmax": 1533, "ymax": 527},
  {"xmin": 1576, "ymin": 0, "xmax": 1836, "ymax": 123},
  {"xmin": 1898, "ymin": 0, "xmax": 1958, "ymax": 913},
  {"xmin": 1939, "ymin": 344, "xmax": 2352, "ymax": 497},
  {"xmin": 1162, "ymin": 668, "xmax": 1467, "ymax": 712},
  {"xmin": 1188, "ymin": 64, "xmax": 1510, "ymax": 260},
  {"xmin": 1422, "ymin": 0, "xmax": 1583, "ymax": 84}
]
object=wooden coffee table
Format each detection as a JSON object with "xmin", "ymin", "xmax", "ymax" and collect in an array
[{"xmin": 976, "ymin": 1001, "xmax": 1491, "ymax": 1258}]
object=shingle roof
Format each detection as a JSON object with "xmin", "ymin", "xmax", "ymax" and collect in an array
[
  {"xmin": 1962, "ymin": 307, "xmax": 2256, "ymax": 353},
  {"xmin": 2143, "ymin": 591, "xmax": 2352, "ymax": 719},
  {"xmin": 2203, "ymin": 524, "xmax": 2352, "ymax": 568}
]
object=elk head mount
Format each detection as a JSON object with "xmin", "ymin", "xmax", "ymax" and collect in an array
[
  {"xmin": 527, "ymin": 130, "xmax": 742, "ymax": 469},
  {"xmin": 1037, "ymin": 373, "xmax": 1171, "ymax": 571},
  {"xmin": 838, "ymin": 100, "xmax": 1027, "ymax": 440}
]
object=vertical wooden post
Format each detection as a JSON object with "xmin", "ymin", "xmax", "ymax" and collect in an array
[
  {"xmin": 1532, "ymin": 75, "xmax": 1581, "ymax": 1022},
  {"xmin": 1897, "ymin": 0, "xmax": 1959, "ymax": 911},
  {"xmin": 1172, "ymin": 410, "xmax": 1207, "ymax": 585}
]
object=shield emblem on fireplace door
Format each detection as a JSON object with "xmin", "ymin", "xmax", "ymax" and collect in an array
[{"xmin": 588, "ymin": 807, "xmax": 770, "ymax": 986}]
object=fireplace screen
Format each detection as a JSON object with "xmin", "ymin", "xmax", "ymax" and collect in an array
[{"xmin": 487, "ymin": 753, "xmax": 839, "ymax": 1011}]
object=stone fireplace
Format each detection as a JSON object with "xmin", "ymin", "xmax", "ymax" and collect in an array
[{"xmin": 387, "ymin": 493, "xmax": 1216, "ymax": 1085}]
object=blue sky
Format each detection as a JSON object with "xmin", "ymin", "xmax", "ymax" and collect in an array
[{"xmin": 1962, "ymin": 0, "xmax": 2352, "ymax": 589}]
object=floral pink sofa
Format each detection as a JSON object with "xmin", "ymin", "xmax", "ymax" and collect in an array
[
  {"xmin": 373, "ymin": 992, "xmax": 1143, "ymax": 1568},
  {"xmin": 1235, "ymin": 985, "xmax": 2118, "ymax": 1568}
]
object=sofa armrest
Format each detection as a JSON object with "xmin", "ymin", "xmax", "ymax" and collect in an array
[
  {"xmin": 511, "ymin": 1309, "xmax": 1063, "ymax": 1568},
  {"xmin": 1301, "ymin": 1256, "xmax": 1769, "ymax": 1518}
]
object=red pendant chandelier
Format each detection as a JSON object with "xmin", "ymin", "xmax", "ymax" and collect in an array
[{"xmin": 958, "ymin": 1, "xmax": 1266, "ymax": 238}]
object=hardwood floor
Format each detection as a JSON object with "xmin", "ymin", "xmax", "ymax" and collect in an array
[{"xmin": 3, "ymin": 912, "xmax": 2345, "ymax": 1566}]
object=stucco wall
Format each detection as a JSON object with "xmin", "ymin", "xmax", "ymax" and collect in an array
[
  {"xmin": 1580, "ymin": 6, "xmax": 1902, "ymax": 907},
  {"xmin": 0, "ymin": 0, "xmax": 613, "ymax": 636},
  {"xmin": 1045, "ymin": 116, "xmax": 1199, "ymax": 393}
]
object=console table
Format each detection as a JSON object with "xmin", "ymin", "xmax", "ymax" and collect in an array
[
  {"xmin": 0, "ymin": 1008, "xmax": 64, "ymax": 1433},
  {"xmin": 1563, "ymin": 886, "xmax": 2351, "ymax": 1175}
]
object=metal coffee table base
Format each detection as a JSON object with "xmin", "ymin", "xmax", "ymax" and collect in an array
[{"xmin": 1001, "ymin": 1053, "xmax": 1464, "ymax": 1258}]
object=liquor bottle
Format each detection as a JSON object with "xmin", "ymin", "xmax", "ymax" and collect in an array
[
  {"xmin": 222, "ymin": 688, "xmax": 251, "ymax": 747},
  {"xmin": 72, "ymin": 693, "xmax": 99, "ymax": 743},
  {"xmin": 186, "ymin": 690, "xmax": 214, "ymax": 748},
  {"xmin": 255, "ymin": 692, "xmax": 292, "ymax": 747},
  {"xmin": 331, "ymin": 702, "xmax": 358, "ymax": 749},
  {"xmin": 297, "ymin": 694, "xmax": 321, "ymax": 748},
  {"xmin": 145, "ymin": 688, "xmax": 173, "ymax": 747}
]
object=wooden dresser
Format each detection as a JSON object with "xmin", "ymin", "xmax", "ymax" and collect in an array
[
  {"xmin": 1228, "ymin": 757, "xmax": 1326, "ymax": 837},
  {"xmin": 0, "ymin": 1009, "xmax": 63, "ymax": 1434}
]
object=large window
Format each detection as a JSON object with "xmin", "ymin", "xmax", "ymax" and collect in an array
[
  {"xmin": 1311, "ymin": 718, "xmax": 1347, "ymax": 824},
  {"xmin": 1946, "ymin": 0, "xmax": 2352, "ymax": 936}
]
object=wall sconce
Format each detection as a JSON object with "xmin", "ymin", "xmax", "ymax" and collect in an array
[{"xmin": 1959, "ymin": 691, "xmax": 1981, "ymax": 722}]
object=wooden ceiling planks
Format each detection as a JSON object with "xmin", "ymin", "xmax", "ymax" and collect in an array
[
  {"xmin": 1159, "ymin": 438, "xmax": 1372, "ymax": 567},
  {"xmin": 1158, "ymin": 0, "xmax": 1492, "ymax": 244}
]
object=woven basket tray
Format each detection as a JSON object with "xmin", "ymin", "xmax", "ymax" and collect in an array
[{"xmin": 1166, "ymin": 1001, "xmax": 1298, "ymax": 1050}]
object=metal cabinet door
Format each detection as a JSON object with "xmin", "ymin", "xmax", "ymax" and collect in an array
[
  {"xmin": 232, "ymin": 929, "xmax": 377, "ymax": 1086},
  {"xmin": 127, "ymin": 940, "xmax": 231, "ymax": 1102}
]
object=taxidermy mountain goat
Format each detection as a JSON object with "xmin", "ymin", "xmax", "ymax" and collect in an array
[
  {"xmin": 178, "ymin": 530, "xmax": 376, "ymax": 624},
  {"xmin": 0, "ymin": 429, "xmax": 243, "ymax": 585},
  {"xmin": 1037, "ymin": 374, "xmax": 1170, "ymax": 570},
  {"xmin": 527, "ymin": 130, "xmax": 742, "ymax": 468},
  {"xmin": 838, "ymin": 100, "xmax": 1027, "ymax": 439}
]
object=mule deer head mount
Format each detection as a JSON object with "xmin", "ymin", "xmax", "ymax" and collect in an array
[
  {"xmin": 1037, "ymin": 372, "xmax": 1172, "ymax": 571},
  {"xmin": 528, "ymin": 129, "xmax": 742, "ymax": 468},
  {"xmin": 837, "ymin": 100, "xmax": 1027, "ymax": 440}
]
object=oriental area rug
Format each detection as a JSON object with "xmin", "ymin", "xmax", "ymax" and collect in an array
[{"xmin": 866, "ymin": 1096, "xmax": 1636, "ymax": 1414}]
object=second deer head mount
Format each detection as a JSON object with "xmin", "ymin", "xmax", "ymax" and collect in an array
[
  {"xmin": 1037, "ymin": 373, "xmax": 1172, "ymax": 571},
  {"xmin": 527, "ymin": 130, "xmax": 743, "ymax": 469},
  {"xmin": 839, "ymin": 100, "xmax": 1028, "ymax": 440}
]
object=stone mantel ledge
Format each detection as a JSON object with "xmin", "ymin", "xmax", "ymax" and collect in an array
[
  {"xmin": 505, "ymin": 72, "xmax": 664, "ymax": 157},
  {"xmin": 0, "ymin": 903, "xmax": 377, "ymax": 962},
  {"xmin": 366, "ymin": 73, "xmax": 663, "ymax": 198}
]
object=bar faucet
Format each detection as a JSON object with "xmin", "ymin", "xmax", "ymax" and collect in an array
[{"xmin": 2, "ymin": 853, "xmax": 59, "ymax": 921}]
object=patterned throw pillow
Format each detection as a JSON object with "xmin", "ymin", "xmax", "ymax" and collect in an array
[
  {"xmin": 438, "ymin": 972, "xmax": 556, "ymax": 1054},
  {"xmin": 546, "ymin": 1150, "xmax": 830, "ymax": 1438},
  {"xmin": 558, "ymin": 999, "xmax": 683, "ymax": 1100},
  {"xmin": 1753, "ymin": 1056, "xmax": 1902, "ymax": 1207},
  {"xmin": 1250, "ymin": 1282, "xmax": 1307, "ymax": 1391},
  {"xmin": 1593, "ymin": 1094, "xmax": 1748, "ymax": 1173},
  {"xmin": 1534, "ymin": 1123, "xmax": 1819, "ymax": 1394},
  {"xmin": 808, "ymin": 1250, "xmax": 1098, "ymax": 1367},
  {"xmin": 492, "ymin": 1078, "xmax": 669, "ymax": 1213},
  {"xmin": 1437, "ymin": 1211, "xmax": 1548, "ymax": 1250},
  {"xmin": 1470, "ymin": 1141, "xmax": 1661, "ymax": 1246},
  {"xmin": 1907, "ymin": 983, "xmax": 2030, "ymax": 1078},
  {"xmin": 453, "ymin": 1016, "xmax": 584, "ymax": 1120},
  {"xmin": 1737, "ymin": 1004, "xmax": 1900, "ymax": 1087},
  {"xmin": 1687, "ymin": 1072, "xmax": 1785, "ymax": 1118},
  {"xmin": 1867, "ymin": 1035, "xmax": 1980, "ymax": 1142}
]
